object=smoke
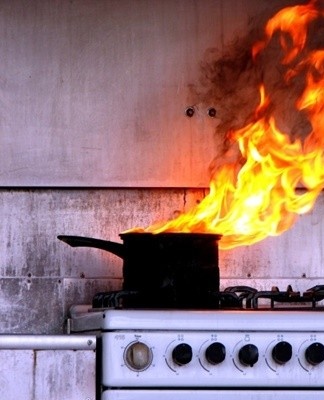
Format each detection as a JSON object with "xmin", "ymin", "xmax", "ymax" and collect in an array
[{"xmin": 191, "ymin": 0, "xmax": 324, "ymax": 177}]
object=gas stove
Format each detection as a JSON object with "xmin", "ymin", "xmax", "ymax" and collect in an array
[{"xmin": 68, "ymin": 284, "xmax": 324, "ymax": 400}]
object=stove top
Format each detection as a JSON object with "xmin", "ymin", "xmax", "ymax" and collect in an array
[
  {"xmin": 67, "ymin": 284, "xmax": 324, "ymax": 334},
  {"xmin": 91, "ymin": 284, "xmax": 324, "ymax": 310}
]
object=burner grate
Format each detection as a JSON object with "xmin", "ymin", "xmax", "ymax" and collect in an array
[
  {"xmin": 244, "ymin": 285, "xmax": 324, "ymax": 309},
  {"xmin": 91, "ymin": 285, "xmax": 324, "ymax": 310}
]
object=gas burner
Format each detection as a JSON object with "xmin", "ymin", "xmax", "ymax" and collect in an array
[
  {"xmin": 246, "ymin": 285, "xmax": 301, "ymax": 309},
  {"xmin": 246, "ymin": 285, "xmax": 324, "ymax": 309},
  {"xmin": 209, "ymin": 285, "xmax": 258, "ymax": 309}
]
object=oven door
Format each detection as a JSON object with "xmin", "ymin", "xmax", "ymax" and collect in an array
[{"xmin": 101, "ymin": 389, "xmax": 324, "ymax": 399}]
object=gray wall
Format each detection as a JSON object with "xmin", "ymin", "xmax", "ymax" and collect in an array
[
  {"xmin": 0, "ymin": 348, "xmax": 96, "ymax": 399},
  {"xmin": 1, "ymin": 188, "xmax": 324, "ymax": 334},
  {"xmin": 0, "ymin": 0, "xmax": 323, "ymax": 335},
  {"xmin": 0, "ymin": 0, "xmax": 295, "ymax": 187},
  {"xmin": 0, "ymin": 188, "xmax": 208, "ymax": 333}
]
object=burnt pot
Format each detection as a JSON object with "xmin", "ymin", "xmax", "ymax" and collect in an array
[{"xmin": 57, "ymin": 232, "xmax": 222, "ymax": 308}]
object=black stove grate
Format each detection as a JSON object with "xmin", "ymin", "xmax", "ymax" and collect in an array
[{"xmin": 91, "ymin": 285, "xmax": 324, "ymax": 310}]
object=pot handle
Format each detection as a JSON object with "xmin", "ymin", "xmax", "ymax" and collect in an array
[{"xmin": 57, "ymin": 235, "xmax": 125, "ymax": 259}]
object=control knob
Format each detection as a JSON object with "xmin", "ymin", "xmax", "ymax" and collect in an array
[
  {"xmin": 305, "ymin": 342, "xmax": 324, "ymax": 365},
  {"xmin": 272, "ymin": 341, "xmax": 292, "ymax": 364},
  {"xmin": 124, "ymin": 341, "xmax": 152, "ymax": 371},
  {"xmin": 205, "ymin": 342, "xmax": 226, "ymax": 365},
  {"xmin": 238, "ymin": 344, "xmax": 259, "ymax": 367},
  {"xmin": 172, "ymin": 343, "xmax": 193, "ymax": 366}
]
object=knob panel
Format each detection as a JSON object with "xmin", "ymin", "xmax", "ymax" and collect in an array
[{"xmin": 104, "ymin": 331, "xmax": 324, "ymax": 388}]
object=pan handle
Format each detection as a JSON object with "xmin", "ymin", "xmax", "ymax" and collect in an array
[{"xmin": 57, "ymin": 235, "xmax": 125, "ymax": 259}]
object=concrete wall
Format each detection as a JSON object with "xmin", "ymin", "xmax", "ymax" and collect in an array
[
  {"xmin": 0, "ymin": 188, "xmax": 323, "ymax": 335},
  {"xmin": 1, "ymin": 0, "xmax": 319, "ymax": 334},
  {"xmin": 0, "ymin": 187, "xmax": 208, "ymax": 333},
  {"xmin": 0, "ymin": 349, "xmax": 96, "ymax": 400},
  {"xmin": 0, "ymin": 0, "xmax": 297, "ymax": 187},
  {"xmin": 0, "ymin": 0, "xmax": 322, "ymax": 333}
]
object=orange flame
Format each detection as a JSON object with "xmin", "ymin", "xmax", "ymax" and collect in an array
[
  {"xmin": 252, "ymin": 0, "xmax": 320, "ymax": 63},
  {"xmin": 128, "ymin": 0, "xmax": 324, "ymax": 250}
]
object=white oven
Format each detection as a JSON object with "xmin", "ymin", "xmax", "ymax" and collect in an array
[{"xmin": 92, "ymin": 308, "xmax": 324, "ymax": 399}]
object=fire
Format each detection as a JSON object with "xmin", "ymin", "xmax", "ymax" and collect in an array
[
  {"xmin": 252, "ymin": 0, "xmax": 320, "ymax": 63},
  {"xmin": 128, "ymin": 0, "xmax": 324, "ymax": 250}
]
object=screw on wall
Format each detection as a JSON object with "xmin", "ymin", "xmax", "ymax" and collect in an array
[
  {"xmin": 207, "ymin": 107, "xmax": 217, "ymax": 118},
  {"xmin": 184, "ymin": 106, "xmax": 195, "ymax": 117}
]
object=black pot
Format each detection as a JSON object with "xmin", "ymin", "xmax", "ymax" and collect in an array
[{"xmin": 57, "ymin": 232, "xmax": 222, "ymax": 308}]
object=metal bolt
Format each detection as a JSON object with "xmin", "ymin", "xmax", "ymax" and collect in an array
[
  {"xmin": 207, "ymin": 107, "xmax": 217, "ymax": 118},
  {"xmin": 185, "ymin": 106, "xmax": 195, "ymax": 117}
]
